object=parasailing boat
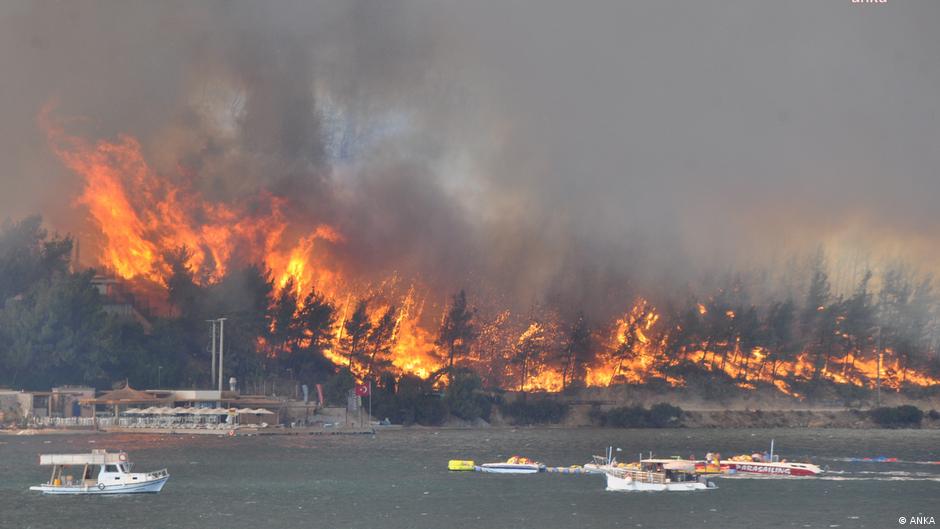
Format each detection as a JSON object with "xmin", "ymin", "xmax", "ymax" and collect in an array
[
  {"xmin": 29, "ymin": 450, "xmax": 169, "ymax": 494},
  {"xmin": 719, "ymin": 457, "xmax": 823, "ymax": 477},
  {"xmin": 715, "ymin": 440, "xmax": 824, "ymax": 477}
]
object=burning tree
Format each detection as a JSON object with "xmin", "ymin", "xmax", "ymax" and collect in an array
[
  {"xmin": 342, "ymin": 299, "xmax": 372, "ymax": 370},
  {"xmin": 558, "ymin": 311, "xmax": 593, "ymax": 390},
  {"xmin": 359, "ymin": 305, "xmax": 397, "ymax": 379},
  {"xmin": 511, "ymin": 321, "xmax": 551, "ymax": 392},
  {"xmin": 435, "ymin": 290, "xmax": 477, "ymax": 377}
]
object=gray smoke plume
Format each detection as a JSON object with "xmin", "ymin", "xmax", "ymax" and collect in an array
[{"xmin": 1, "ymin": 0, "xmax": 939, "ymax": 321}]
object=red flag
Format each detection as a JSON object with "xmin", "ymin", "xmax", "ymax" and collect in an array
[{"xmin": 354, "ymin": 383, "xmax": 371, "ymax": 397}]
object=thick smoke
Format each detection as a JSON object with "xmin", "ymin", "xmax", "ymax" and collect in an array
[{"xmin": 1, "ymin": 0, "xmax": 939, "ymax": 320}]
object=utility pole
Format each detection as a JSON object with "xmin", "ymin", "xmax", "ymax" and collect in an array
[
  {"xmin": 208, "ymin": 320, "xmax": 217, "ymax": 384},
  {"xmin": 218, "ymin": 318, "xmax": 227, "ymax": 393},
  {"xmin": 876, "ymin": 326, "xmax": 883, "ymax": 407}
]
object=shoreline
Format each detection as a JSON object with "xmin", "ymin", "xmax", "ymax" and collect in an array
[
  {"xmin": 4, "ymin": 408, "xmax": 939, "ymax": 435},
  {"xmin": 0, "ymin": 425, "xmax": 384, "ymax": 436}
]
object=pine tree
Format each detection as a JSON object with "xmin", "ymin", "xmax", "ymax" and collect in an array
[
  {"xmin": 436, "ymin": 290, "xmax": 477, "ymax": 376},
  {"xmin": 559, "ymin": 311, "xmax": 592, "ymax": 390},
  {"xmin": 343, "ymin": 299, "xmax": 372, "ymax": 370}
]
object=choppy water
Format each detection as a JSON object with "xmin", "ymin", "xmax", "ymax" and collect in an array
[{"xmin": 1, "ymin": 428, "xmax": 939, "ymax": 529}]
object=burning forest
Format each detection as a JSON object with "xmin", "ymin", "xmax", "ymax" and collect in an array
[
  {"xmin": 2, "ymin": 2, "xmax": 940, "ymax": 405},
  {"xmin": 4, "ymin": 110, "xmax": 940, "ymax": 399}
]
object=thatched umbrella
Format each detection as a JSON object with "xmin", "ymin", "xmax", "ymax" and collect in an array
[{"xmin": 81, "ymin": 383, "xmax": 167, "ymax": 417}]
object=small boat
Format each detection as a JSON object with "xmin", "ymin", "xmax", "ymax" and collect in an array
[
  {"xmin": 717, "ymin": 441, "xmax": 824, "ymax": 477},
  {"xmin": 720, "ymin": 458, "xmax": 823, "ymax": 477},
  {"xmin": 604, "ymin": 459, "xmax": 716, "ymax": 492},
  {"xmin": 478, "ymin": 456, "xmax": 543, "ymax": 474},
  {"xmin": 29, "ymin": 449, "xmax": 169, "ymax": 494}
]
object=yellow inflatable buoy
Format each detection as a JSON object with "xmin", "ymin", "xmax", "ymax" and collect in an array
[{"xmin": 448, "ymin": 460, "xmax": 475, "ymax": 471}]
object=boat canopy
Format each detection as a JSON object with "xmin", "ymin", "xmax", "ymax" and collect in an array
[
  {"xmin": 662, "ymin": 461, "xmax": 696, "ymax": 471},
  {"xmin": 39, "ymin": 450, "xmax": 127, "ymax": 466}
]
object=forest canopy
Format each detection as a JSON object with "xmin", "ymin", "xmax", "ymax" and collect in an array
[{"xmin": 1, "ymin": 216, "xmax": 938, "ymax": 400}]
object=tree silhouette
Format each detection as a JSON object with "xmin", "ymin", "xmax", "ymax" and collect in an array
[{"xmin": 436, "ymin": 290, "xmax": 477, "ymax": 377}]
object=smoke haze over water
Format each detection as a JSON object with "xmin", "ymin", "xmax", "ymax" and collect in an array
[{"xmin": 2, "ymin": 0, "xmax": 939, "ymax": 317}]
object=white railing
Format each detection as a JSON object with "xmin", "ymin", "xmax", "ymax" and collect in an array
[
  {"xmin": 606, "ymin": 467, "xmax": 668, "ymax": 484},
  {"xmin": 30, "ymin": 416, "xmax": 102, "ymax": 428},
  {"xmin": 28, "ymin": 415, "xmax": 258, "ymax": 430}
]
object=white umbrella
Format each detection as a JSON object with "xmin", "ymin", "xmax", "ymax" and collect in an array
[{"xmin": 251, "ymin": 408, "xmax": 275, "ymax": 415}]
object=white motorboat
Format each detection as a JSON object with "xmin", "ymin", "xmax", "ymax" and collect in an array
[
  {"xmin": 478, "ymin": 456, "xmax": 543, "ymax": 474},
  {"xmin": 29, "ymin": 450, "xmax": 169, "ymax": 495}
]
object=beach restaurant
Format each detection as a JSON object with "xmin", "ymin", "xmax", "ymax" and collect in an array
[{"xmin": 81, "ymin": 384, "xmax": 282, "ymax": 429}]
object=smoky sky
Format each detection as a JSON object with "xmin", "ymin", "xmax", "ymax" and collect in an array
[{"xmin": 1, "ymin": 0, "xmax": 939, "ymax": 317}]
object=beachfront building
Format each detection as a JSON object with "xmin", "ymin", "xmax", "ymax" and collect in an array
[
  {"xmin": 81, "ymin": 384, "xmax": 169, "ymax": 417},
  {"xmin": 0, "ymin": 389, "xmax": 32, "ymax": 424},
  {"xmin": 51, "ymin": 386, "xmax": 96, "ymax": 418},
  {"xmin": 78, "ymin": 384, "xmax": 283, "ymax": 429},
  {"xmin": 3, "ymin": 383, "xmax": 285, "ymax": 430},
  {"xmin": 0, "ymin": 386, "xmax": 94, "ymax": 426}
]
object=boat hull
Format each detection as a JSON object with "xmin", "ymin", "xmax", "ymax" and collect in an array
[
  {"xmin": 478, "ymin": 463, "xmax": 542, "ymax": 474},
  {"xmin": 605, "ymin": 473, "xmax": 711, "ymax": 492},
  {"xmin": 722, "ymin": 461, "xmax": 821, "ymax": 477},
  {"xmin": 30, "ymin": 475, "xmax": 169, "ymax": 495}
]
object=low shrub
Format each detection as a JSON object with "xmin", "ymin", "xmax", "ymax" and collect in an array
[
  {"xmin": 414, "ymin": 394, "xmax": 447, "ymax": 425},
  {"xmin": 603, "ymin": 405, "xmax": 649, "ymax": 427},
  {"xmin": 594, "ymin": 402, "xmax": 684, "ymax": 428},
  {"xmin": 444, "ymin": 368, "xmax": 492, "ymax": 421},
  {"xmin": 366, "ymin": 373, "xmax": 446, "ymax": 426},
  {"xmin": 499, "ymin": 397, "xmax": 568, "ymax": 425},
  {"xmin": 648, "ymin": 402, "xmax": 684, "ymax": 427},
  {"xmin": 322, "ymin": 368, "xmax": 355, "ymax": 406},
  {"xmin": 869, "ymin": 405, "xmax": 924, "ymax": 428}
]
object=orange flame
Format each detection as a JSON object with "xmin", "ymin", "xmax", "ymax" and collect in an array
[{"xmin": 41, "ymin": 111, "xmax": 940, "ymax": 395}]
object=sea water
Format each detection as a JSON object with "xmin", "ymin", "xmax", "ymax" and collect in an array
[{"xmin": 1, "ymin": 428, "xmax": 938, "ymax": 528}]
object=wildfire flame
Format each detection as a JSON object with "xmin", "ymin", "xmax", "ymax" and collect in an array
[{"xmin": 41, "ymin": 110, "xmax": 940, "ymax": 396}]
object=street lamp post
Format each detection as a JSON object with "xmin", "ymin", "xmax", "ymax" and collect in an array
[
  {"xmin": 207, "ymin": 320, "xmax": 217, "ymax": 383},
  {"xmin": 217, "ymin": 317, "xmax": 227, "ymax": 393},
  {"xmin": 158, "ymin": 366, "xmax": 162, "ymax": 388},
  {"xmin": 206, "ymin": 317, "xmax": 228, "ymax": 393}
]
